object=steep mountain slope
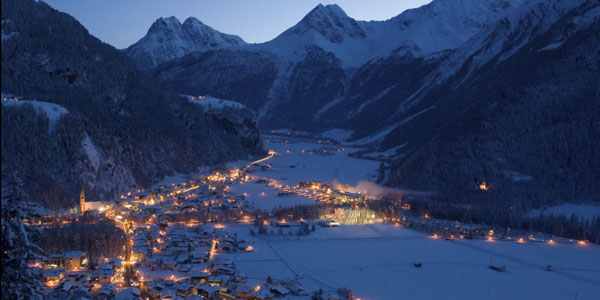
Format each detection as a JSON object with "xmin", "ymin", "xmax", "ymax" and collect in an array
[
  {"xmin": 146, "ymin": 0, "xmax": 529, "ymax": 129},
  {"xmin": 385, "ymin": 0, "xmax": 600, "ymax": 208},
  {"xmin": 153, "ymin": 49, "xmax": 278, "ymax": 110},
  {"xmin": 346, "ymin": 0, "xmax": 595, "ymax": 146},
  {"xmin": 1, "ymin": 0, "xmax": 262, "ymax": 208},
  {"xmin": 124, "ymin": 16, "xmax": 246, "ymax": 70}
]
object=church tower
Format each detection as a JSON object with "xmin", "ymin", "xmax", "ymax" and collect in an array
[{"xmin": 79, "ymin": 181, "xmax": 86, "ymax": 213}]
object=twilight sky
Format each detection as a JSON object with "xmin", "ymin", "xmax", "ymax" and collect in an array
[{"xmin": 43, "ymin": 0, "xmax": 431, "ymax": 49}]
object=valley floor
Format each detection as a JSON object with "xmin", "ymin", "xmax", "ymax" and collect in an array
[
  {"xmin": 219, "ymin": 135, "xmax": 600, "ymax": 300},
  {"xmin": 222, "ymin": 223, "xmax": 600, "ymax": 300}
]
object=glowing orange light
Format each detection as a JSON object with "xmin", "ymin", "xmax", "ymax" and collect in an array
[
  {"xmin": 479, "ymin": 182, "xmax": 489, "ymax": 191},
  {"xmin": 547, "ymin": 239, "xmax": 555, "ymax": 245},
  {"xmin": 577, "ymin": 240, "xmax": 588, "ymax": 246}
]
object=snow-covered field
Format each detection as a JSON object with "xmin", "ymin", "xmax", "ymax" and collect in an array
[
  {"xmin": 213, "ymin": 136, "xmax": 600, "ymax": 299},
  {"xmin": 226, "ymin": 135, "xmax": 380, "ymax": 210},
  {"xmin": 220, "ymin": 223, "xmax": 600, "ymax": 300},
  {"xmin": 531, "ymin": 204, "xmax": 600, "ymax": 221},
  {"xmin": 257, "ymin": 136, "xmax": 380, "ymax": 186},
  {"xmin": 229, "ymin": 182, "xmax": 315, "ymax": 210}
]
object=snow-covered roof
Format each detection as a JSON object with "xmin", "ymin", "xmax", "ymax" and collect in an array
[{"xmin": 64, "ymin": 251, "xmax": 84, "ymax": 258}]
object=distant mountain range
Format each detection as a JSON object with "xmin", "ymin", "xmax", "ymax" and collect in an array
[{"xmin": 128, "ymin": 0, "xmax": 600, "ymax": 208}]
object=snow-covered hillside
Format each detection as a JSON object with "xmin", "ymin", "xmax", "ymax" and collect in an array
[
  {"xmin": 431, "ymin": 0, "xmax": 589, "ymax": 84},
  {"xmin": 1, "ymin": 97, "xmax": 68, "ymax": 131},
  {"xmin": 125, "ymin": 16, "xmax": 246, "ymax": 69},
  {"xmin": 183, "ymin": 95, "xmax": 245, "ymax": 110}
]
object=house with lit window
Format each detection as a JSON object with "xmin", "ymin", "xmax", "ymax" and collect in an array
[
  {"xmin": 42, "ymin": 269, "xmax": 64, "ymax": 288},
  {"xmin": 64, "ymin": 251, "xmax": 87, "ymax": 271}
]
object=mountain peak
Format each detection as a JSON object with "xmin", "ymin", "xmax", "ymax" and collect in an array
[
  {"xmin": 308, "ymin": 3, "xmax": 348, "ymax": 18},
  {"xmin": 125, "ymin": 16, "xmax": 246, "ymax": 70},
  {"xmin": 287, "ymin": 3, "xmax": 366, "ymax": 43},
  {"xmin": 182, "ymin": 17, "xmax": 206, "ymax": 27},
  {"xmin": 162, "ymin": 16, "xmax": 181, "ymax": 25},
  {"xmin": 148, "ymin": 16, "xmax": 182, "ymax": 33}
]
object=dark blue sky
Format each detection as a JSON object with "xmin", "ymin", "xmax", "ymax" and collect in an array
[{"xmin": 44, "ymin": 0, "xmax": 430, "ymax": 49}]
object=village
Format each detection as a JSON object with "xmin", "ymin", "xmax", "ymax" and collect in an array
[
  {"xmin": 25, "ymin": 152, "xmax": 315, "ymax": 299},
  {"xmin": 23, "ymin": 137, "xmax": 596, "ymax": 300}
]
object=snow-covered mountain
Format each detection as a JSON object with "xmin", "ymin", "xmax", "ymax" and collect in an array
[
  {"xmin": 147, "ymin": 1, "xmax": 535, "ymax": 128},
  {"xmin": 145, "ymin": 1, "xmax": 569, "ymax": 127},
  {"xmin": 139, "ymin": 0, "xmax": 599, "ymax": 140},
  {"xmin": 145, "ymin": 0, "xmax": 599, "ymax": 208},
  {"xmin": 124, "ymin": 16, "xmax": 246, "ymax": 69},
  {"xmin": 129, "ymin": 1, "xmax": 526, "ymax": 70},
  {"xmin": 250, "ymin": 1, "xmax": 524, "ymax": 67}
]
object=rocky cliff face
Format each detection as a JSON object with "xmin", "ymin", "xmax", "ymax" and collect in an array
[{"xmin": 1, "ymin": 0, "xmax": 262, "ymax": 208}]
